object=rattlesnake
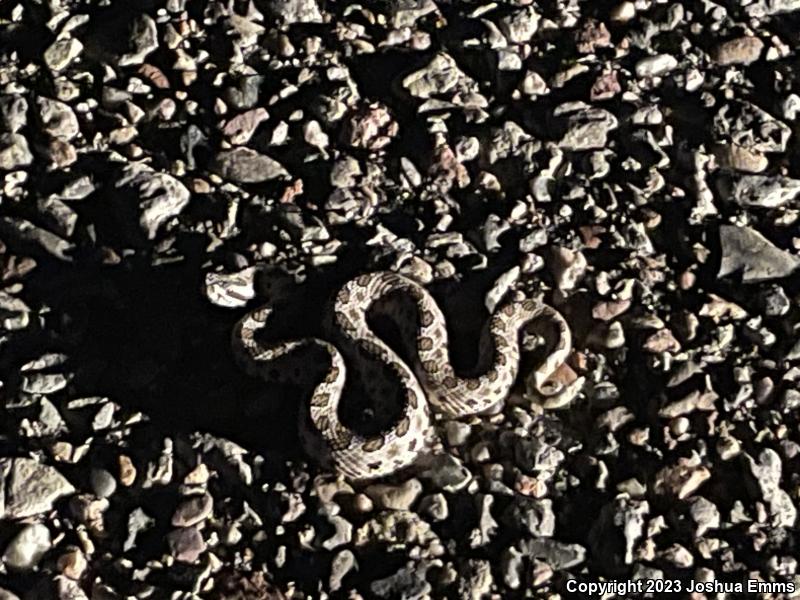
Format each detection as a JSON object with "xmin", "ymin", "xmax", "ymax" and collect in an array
[{"xmin": 232, "ymin": 271, "xmax": 579, "ymax": 481}]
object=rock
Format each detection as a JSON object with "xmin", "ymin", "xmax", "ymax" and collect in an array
[
  {"xmin": 365, "ymin": 479, "xmax": 422, "ymax": 511},
  {"xmin": 499, "ymin": 6, "xmax": 539, "ymax": 43},
  {"xmin": 419, "ymin": 493, "xmax": 448, "ymax": 521},
  {"xmin": 549, "ymin": 246, "xmax": 587, "ymax": 290},
  {"xmin": 36, "ymin": 97, "xmax": 80, "ymax": 140},
  {"xmin": 90, "ymin": 468, "xmax": 117, "ymax": 499},
  {"xmin": 417, "ymin": 454, "xmax": 472, "ymax": 492},
  {"xmin": 689, "ymin": 497, "xmax": 720, "ymax": 537},
  {"xmin": 0, "ymin": 133, "xmax": 33, "ymax": 170},
  {"xmin": 555, "ymin": 104, "xmax": 618, "ymax": 151},
  {"xmin": 713, "ymin": 144, "xmax": 768, "ymax": 173},
  {"xmin": 370, "ymin": 561, "xmax": 433, "ymax": 598},
  {"xmin": 44, "ymin": 37, "xmax": 83, "ymax": 71},
  {"xmin": 712, "ymin": 36, "xmax": 764, "ymax": 65},
  {"xmin": 172, "ymin": 492, "xmax": 214, "ymax": 527},
  {"xmin": 2, "ymin": 524, "xmax": 51, "ymax": 570},
  {"xmin": 212, "ymin": 147, "xmax": 289, "ymax": 183},
  {"xmin": 118, "ymin": 14, "xmax": 159, "ymax": 66},
  {"xmin": 124, "ymin": 507, "xmax": 155, "ymax": 551},
  {"xmin": 329, "ymin": 549, "xmax": 357, "ymax": 592},
  {"xmin": 635, "ymin": 54, "xmax": 678, "ymax": 78},
  {"xmin": 266, "ymin": 0, "xmax": 323, "ymax": 24},
  {"xmin": 718, "ymin": 225, "xmax": 800, "ymax": 283},
  {"xmin": 746, "ymin": 449, "xmax": 797, "ymax": 528},
  {"xmin": 0, "ymin": 96, "xmax": 28, "ymax": 133},
  {"xmin": 116, "ymin": 164, "xmax": 192, "ymax": 239},
  {"xmin": 653, "ymin": 460, "xmax": 710, "ymax": 499},
  {"xmin": 723, "ymin": 175, "xmax": 800, "ymax": 208},
  {"xmin": 458, "ymin": 559, "xmax": 493, "ymax": 600},
  {"xmin": 502, "ymin": 498, "xmax": 555, "ymax": 537},
  {"xmin": 1, "ymin": 458, "xmax": 75, "ymax": 519},
  {"xmin": 0, "ymin": 588, "xmax": 20, "ymax": 600},
  {"xmin": 519, "ymin": 538, "xmax": 586, "ymax": 570},
  {"xmin": 166, "ymin": 526, "xmax": 206, "ymax": 563},
  {"xmin": 589, "ymin": 497, "xmax": 648, "ymax": 568}
]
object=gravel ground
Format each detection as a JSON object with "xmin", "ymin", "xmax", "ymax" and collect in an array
[{"xmin": 0, "ymin": 0, "xmax": 799, "ymax": 598}]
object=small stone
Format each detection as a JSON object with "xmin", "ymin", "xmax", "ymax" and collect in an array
[
  {"xmin": 44, "ymin": 38, "xmax": 83, "ymax": 71},
  {"xmin": 166, "ymin": 526, "xmax": 206, "ymax": 563},
  {"xmin": 329, "ymin": 549, "xmax": 357, "ymax": 592},
  {"xmin": 2, "ymin": 524, "xmax": 51, "ymax": 570},
  {"xmin": 643, "ymin": 329, "xmax": 681, "ymax": 353},
  {"xmin": 418, "ymin": 454, "xmax": 472, "ymax": 492},
  {"xmin": 724, "ymin": 175, "xmax": 800, "ymax": 208},
  {"xmin": 714, "ymin": 144, "xmax": 768, "ymax": 173},
  {"xmin": 266, "ymin": 0, "xmax": 323, "ymax": 24},
  {"xmin": 712, "ymin": 36, "xmax": 764, "ymax": 66},
  {"xmin": 172, "ymin": 493, "xmax": 213, "ymax": 527},
  {"xmin": 549, "ymin": 246, "xmax": 587, "ymax": 290},
  {"xmin": 212, "ymin": 147, "xmax": 289, "ymax": 183},
  {"xmin": 37, "ymin": 97, "xmax": 80, "ymax": 140},
  {"xmin": 90, "ymin": 468, "xmax": 117, "ymax": 498},
  {"xmin": 0, "ymin": 134, "xmax": 33, "ymax": 170},
  {"xmin": 635, "ymin": 54, "xmax": 678, "ymax": 78},
  {"xmin": 719, "ymin": 225, "xmax": 800, "ymax": 283},
  {"xmin": 118, "ymin": 14, "xmax": 159, "ymax": 66},
  {"xmin": 57, "ymin": 548, "xmax": 87, "ymax": 580},
  {"xmin": 365, "ymin": 479, "xmax": 422, "ymax": 511},
  {"xmin": 610, "ymin": 1, "xmax": 636, "ymax": 21},
  {"xmin": 418, "ymin": 493, "xmax": 448, "ymax": 521},
  {"xmin": 1, "ymin": 458, "xmax": 75, "ymax": 519},
  {"xmin": 118, "ymin": 455, "xmax": 136, "ymax": 486},
  {"xmin": 654, "ymin": 460, "xmax": 710, "ymax": 499}
]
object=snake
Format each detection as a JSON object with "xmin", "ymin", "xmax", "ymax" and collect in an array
[{"xmin": 232, "ymin": 271, "xmax": 579, "ymax": 481}]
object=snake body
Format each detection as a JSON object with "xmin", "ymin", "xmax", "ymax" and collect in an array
[{"xmin": 232, "ymin": 271, "xmax": 576, "ymax": 481}]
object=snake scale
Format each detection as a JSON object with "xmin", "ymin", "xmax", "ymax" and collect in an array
[{"xmin": 232, "ymin": 271, "xmax": 577, "ymax": 481}]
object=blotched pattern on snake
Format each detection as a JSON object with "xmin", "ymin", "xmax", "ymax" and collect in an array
[{"xmin": 232, "ymin": 271, "xmax": 579, "ymax": 481}]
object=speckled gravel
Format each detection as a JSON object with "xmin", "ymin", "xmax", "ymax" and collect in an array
[{"xmin": 0, "ymin": 0, "xmax": 799, "ymax": 598}]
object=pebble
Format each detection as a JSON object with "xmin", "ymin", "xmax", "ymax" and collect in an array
[
  {"xmin": 166, "ymin": 526, "xmax": 206, "ymax": 563},
  {"xmin": 365, "ymin": 479, "xmax": 423, "ymax": 511},
  {"xmin": 212, "ymin": 147, "xmax": 289, "ymax": 183},
  {"xmin": 718, "ymin": 225, "xmax": 800, "ymax": 282},
  {"xmin": 171, "ymin": 492, "xmax": 214, "ymax": 527},
  {"xmin": 0, "ymin": 458, "xmax": 75, "ymax": 519},
  {"xmin": 712, "ymin": 36, "xmax": 764, "ymax": 66},
  {"xmin": 0, "ymin": 134, "xmax": 33, "ymax": 170},
  {"xmin": 2, "ymin": 524, "xmax": 51, "ymax": 570},
  {"xmin": 90, "ymin": 468, "xmax": 117, "ymax": 498},
  {"xmin": 635, "ymin": 54, "xmax": 679, "ymax": 78}
]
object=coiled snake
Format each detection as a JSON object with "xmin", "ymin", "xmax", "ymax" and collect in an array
[{"xmin": 232, "ymin": 271, "xmax": 579, "ymax": 481}]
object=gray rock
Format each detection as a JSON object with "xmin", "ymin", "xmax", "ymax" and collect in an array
[
  {"xmin": 1, "ymin": 458, "xmax": 75, "ymax": 519},
  {"xmin": 118, "ymin": 14, "xmax": 159, "ymax": 66},
  {"xmin": 116, "ymin": 164, "xmax": 192, "ymax": 239},
  {"xmin": 458, "ymin": 559, "xmax": 493, "ymax": 600},
  {"xmin": 37, "ymin": 97, "xmax": 80, "ymax": 140},
  {"xmin": 172, "ymin": 493, "xmax": 213, "ymax": 527},
  {"xmin": 588, "ymin": 497, "xmax": 649, "ymax": 568},
  {"xmin": 745, "ymin": 449, "xmax": 797, "ymax": 528},
  {"xmin": 390, "ymin": 0, "xmax": 437, "ymax": 28},
  {"xmin": 419, "ymin": 493, "xmax": 448, "ymax": 521},
  {"xmin": 329, "ymin": 549, "xmax": 357, "ymax": 592},
  {"xmin": 321, "ymin": 514, "xmax": 353, "ymax": 550},
  {"xmin": 0, "ymin": 96, "xmax": 28, "ymax": 133},
  {"xmin": 44, "ymin": 37, "xmax": 83, "ymax": 71},
  {"xmin": 501, "ymin": 546, "xmax": 524, "ymax": 589},
  {"xmin": 212, "ymin": 147, "xmax": 289, "ymax": 183},
  {"xmin": 718, "ymin": 225, "xmax": 800, "ymax": 283},
  {"xmin": 723, "ymin": 175, "xmax": 800, "ymax": 208},
  {"xmin": 124, "ymin": 507, "xmax": 155, "ymax": 551},
  {"xmin": 759, "ymin": 285, "xmax": 791, "ymax": 316},
  {"xmin": 267, "ymin": 0, "xmax": 323, "ymax": 23},
  {"xmin": 519, "ymin": 538, "xmax": 586, "ymax": 569},
  {"xmin": 90, "ymin": 468, "xmax": 117, "ymax": 499},
  {"xmin": 555, "ymin": 104, "xmax": 618, "ymax": 151},
  {"xmin": 502, "ymin": 497, "xmax": 555, "ymax": 537},
  {"xmin": 0, "ymin": 133, "xmax": 33, "ymax": 170},
  {"xmin": 635, "ymin": 54, "xmax": 678, "ymax": 78},
  {"xmin": 0, "ymin": 588, "xmax": 20, "ymax": 600},
  {"xmin": 365, "ymin": 479, "xmax": 422, "ymax": 511},
  {"xmin": 2, "ymin": 524, "xmax": 51, "ymax": 570},
  {"xmin": 418, "ymin": 454, "xmax": 472, "ymax": 492},
  {"xmin": 498, "ymin": 6, "xmax": 539, "ymax": 43},
  {"xmin": 689, "ymin": 497, "xmax": 720, "ymax": 537},
  {"xmin": 470, "ymin": 494, "xmax": 498, "ymax": 547},
  {"xmin": 166, "ymin": 526, "xmax": 206, "ymax": 563},
  {"xmin": 370, "ymin": 560, "xmax": 432, "ymax": 599}
]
